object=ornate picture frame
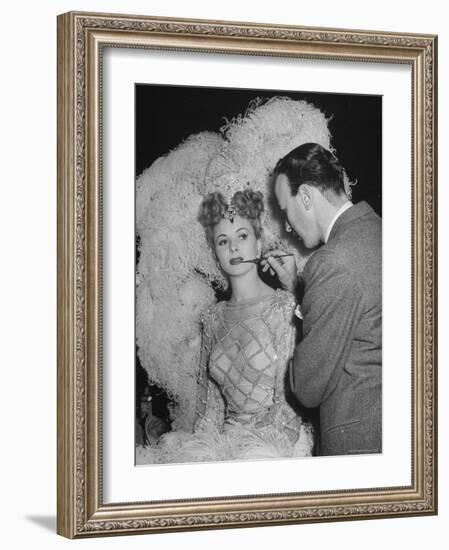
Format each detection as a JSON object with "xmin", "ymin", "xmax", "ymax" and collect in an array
[{"xmin": 57, "ymin": 11, "xmax": 437, "ymax": 538}]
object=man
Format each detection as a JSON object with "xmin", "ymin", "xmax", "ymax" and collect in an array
[{"xmin": 265, "ymin": 142, "xmax": 382, "ymax": 456}]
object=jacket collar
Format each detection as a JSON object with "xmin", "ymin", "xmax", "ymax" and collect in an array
[
  {"xmin": 327, "ymin": 201, "xmax": 374, "ymax": 242},
  {"xmin": 324, "ymin": 201, "xmax": 353, "ymax": 243}
]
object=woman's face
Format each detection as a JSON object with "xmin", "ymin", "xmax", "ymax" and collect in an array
[{"xmin": 212, "ymin": 215, "xmax": 261, "ymax": 276}]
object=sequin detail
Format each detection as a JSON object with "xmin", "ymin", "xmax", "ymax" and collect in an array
[{"xmin": 194, "ymin": 289, "xmax": 305, "ymax": 444}]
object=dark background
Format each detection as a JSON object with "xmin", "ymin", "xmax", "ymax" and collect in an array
[
  {"xmin": 136, "ymin": 84, "xmax": 382, "ymax": 214},
  {"xmin": 135, "ymin": 84, "xmax": 382, "ymax": 441}
]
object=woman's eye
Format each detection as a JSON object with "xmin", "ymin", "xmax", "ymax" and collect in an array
[
  {"xmin": 218, "ymin": 239, "xmax": 227, "ymax": 246},
  {"xmin": 239, "ymin": 233, "xmax": 248, "ymax": 240}
]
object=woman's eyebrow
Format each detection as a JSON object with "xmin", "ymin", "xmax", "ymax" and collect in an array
[{"xmin": 215, "ymin": 233, "xmax": 227, "ymax": 241}]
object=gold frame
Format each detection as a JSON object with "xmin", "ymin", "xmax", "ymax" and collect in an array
[{"xmin": 57, "ymin": 10, "xmax": 438, "ymax": 539}]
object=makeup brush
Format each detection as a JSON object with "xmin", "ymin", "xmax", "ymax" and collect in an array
[{"xmin": 230, "ymin": 253, "xmax": 293, "ymax": 265}]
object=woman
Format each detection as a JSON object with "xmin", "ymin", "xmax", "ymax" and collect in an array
[{"xmin": 152, "ymin": 189, "xmax": 313, "ymax": 463}]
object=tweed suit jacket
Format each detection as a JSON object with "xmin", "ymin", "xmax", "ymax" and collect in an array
[{"xmin": 289, "ymin": 201, "xmax": 382, "ymax": 455}]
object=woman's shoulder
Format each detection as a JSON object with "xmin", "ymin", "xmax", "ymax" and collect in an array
[
  {"xmin": 260, "ymin": 289, "xmax": 297, "ymax": 325},
  {"xmin": 270, "ymin": 288, "xmax": 296, "ymax": 311},
  {"xmin": 263, "ymin": 290, "xmax": 297, "ymax": 348},
  {"xmin": 200, "ymin": 300, "xmax": 225, "ymax": 326}
]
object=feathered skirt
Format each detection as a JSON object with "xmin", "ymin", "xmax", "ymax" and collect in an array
[{"xmin": 136, "ymin": 422, "xmax": 314, "ymax": 465}]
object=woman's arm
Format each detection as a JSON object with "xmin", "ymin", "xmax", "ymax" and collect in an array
[
  {"xmin": 265, "ymin": 295, "xmax": 308, "ymax": 444},
  {"xmin": 193, "ymin": 309, "xmax": 225, "ymax": 432}
]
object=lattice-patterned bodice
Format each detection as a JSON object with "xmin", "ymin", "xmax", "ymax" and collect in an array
[
  {"xmin": 195, "ymin": 289, "xmax": 295, "ymax": 430},
  {"xmin": 194, "ymin": 289, "xmax": 309, "ymax": 446},
  {"xmin": 209, "ymin": 296, "xmax": 280, "ymax": 424}
]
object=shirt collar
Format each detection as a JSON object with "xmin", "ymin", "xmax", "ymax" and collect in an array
[{"xmin": 324, "ymin": 201, "xmax": 353, "ymax": 243}]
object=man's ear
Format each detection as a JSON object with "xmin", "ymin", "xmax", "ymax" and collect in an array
[{"xmin": 299, "ymin": 184, "xmax": 313, "ymax": 210}]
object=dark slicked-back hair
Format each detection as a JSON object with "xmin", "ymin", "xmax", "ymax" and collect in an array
[{"xmin": 274, "ymin": 142, "xmax": 346, "ymax": 198}]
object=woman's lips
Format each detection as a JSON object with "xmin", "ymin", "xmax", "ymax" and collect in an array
[{"xmin": 230, "ymin": 257, "xmax": 244, "ymax": 265}]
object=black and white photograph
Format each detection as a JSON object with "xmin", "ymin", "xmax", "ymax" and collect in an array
[{"xmin": 134, "ymin": 85, "xmax": 382, "ymax": 465}]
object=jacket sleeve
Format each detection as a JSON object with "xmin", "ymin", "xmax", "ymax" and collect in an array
[
  {"xmin": 289, "ymin": 249, "xmax": 363, "ymax": 408},
  {"xmin": 193, "ymin": 310, "xmax": 225, "ymax": 432}
]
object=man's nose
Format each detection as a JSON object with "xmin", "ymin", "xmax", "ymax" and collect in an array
[{"xmin": 285, "ymin": 220, "xmax": 292, "ymax": 233}]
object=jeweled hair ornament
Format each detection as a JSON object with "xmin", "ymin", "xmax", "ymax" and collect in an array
[{"xmin": 223, "ymin": 201, "xmax": 238, "ymax": 222}]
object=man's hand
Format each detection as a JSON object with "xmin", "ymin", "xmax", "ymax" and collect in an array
[{"xmin": 261, "ymin": 250, "xmax": 298, "ymax": 293}]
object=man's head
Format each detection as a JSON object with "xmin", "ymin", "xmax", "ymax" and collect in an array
[{"xmin": 273, "ymin": 143, "xmax": 349, "ymax": 248}]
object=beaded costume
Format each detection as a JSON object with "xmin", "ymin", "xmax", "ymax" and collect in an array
[
  {"xmin": 197, "ymin": 290, "xmax": 301, "ymax": 436},
  {"xmin": 149, "ymin": 290, "xmax": 313, "ymax": 464}
]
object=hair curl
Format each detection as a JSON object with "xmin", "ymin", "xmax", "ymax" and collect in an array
[{"xmin": 198, "ymin": 189, "xmax": 264, "ymax": 245}]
